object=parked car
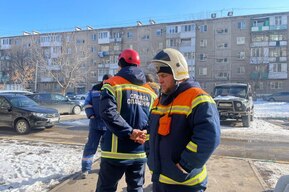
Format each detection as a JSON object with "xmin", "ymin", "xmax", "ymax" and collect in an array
[
  {"xmin": 75, "ymin": 92, "xmax": 88, "ymax": 100},
  {"xmin": 263, "ymin": 92, "xmax": 289, "ymax": 102},
  {"xmin": 0, "ymin": 90, "xmax": 33, "ymax": 95},
  {"xmin": 0, "ymin": 94, "xmax": 60, "ymax": 134},
  {"xmin": 27, "ymin": 92, "xmax": 83, "ymax": 114},
  {"xmin": 65, "ymin": 92, "xmax": 77, "ymax": 100},
  {"xmin": 212, "ymin": 83, "xmax": 254, "ymax": 127}
]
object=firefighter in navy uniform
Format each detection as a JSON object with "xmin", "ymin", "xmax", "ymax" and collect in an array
[
  {"xmin": 96, "ymin": 49, "xmax": 157, "ymax": 192},
  {"xmin": 80, "ymin": 74, "xmax": 112, "ymax": 179},
  {"xmin": 146, "ymin": 48, "xmax": 221, "ymax": 192}
]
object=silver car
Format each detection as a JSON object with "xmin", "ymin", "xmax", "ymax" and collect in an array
[
  {"xmin": 27, "ymin": 93, "xmax": 83, "ymax": 114},
  {"xmin": 263, "ymin": 92, "xmax": 289, "ymax": 102}
]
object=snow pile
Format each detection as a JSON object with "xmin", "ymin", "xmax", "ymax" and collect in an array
[{"xmin": 0, "ymin": 140, "xmax": 82, "ymax": 192}]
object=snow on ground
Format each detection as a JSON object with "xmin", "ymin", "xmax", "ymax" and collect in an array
[{"xmin": 0, "ymin": 101, "xmax": 289, "ymax": 191}]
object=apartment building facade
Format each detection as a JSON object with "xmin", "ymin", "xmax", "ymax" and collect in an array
[{"xmin": 0, "ymin": 11, "xmax": 288, "ymax": 95}]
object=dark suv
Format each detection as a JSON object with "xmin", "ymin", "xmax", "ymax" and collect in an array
[
  {"xmin": 212, "ymin": 83, "xmax": 254, "ymax": 127},
  {"xmin": 0, "ymin": 94, "xmax": 60, "ymax": 134},
  {"xmin": 27, "ymin": 93, "xmax": 83, "ymax": 115}
]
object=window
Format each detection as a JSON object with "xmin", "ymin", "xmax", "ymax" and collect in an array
[
  {"xmin": 237, "ymin": 66, "xmax": 245, "ymax": 74},
  {"xmin": 167, "ymin": 26, "xmax": 179, "ymax": 34},
  {"xmin": 216, "ymin": 58, "xmax": 228, "ymax": 63},
  {"xmin": 252, "ymin": 35, "xmax": 269, "ymax": 42},
  {"xmin": 52, "ymin": 47, "xmax": 61, "ymax": 54},
  {"xmin": 270, "ymin": 81, "xmax": 282, "ymax": 89},
  {"xmin": 166, "ymin": 39, "xmax": 178, "ymax": 47},
  {"xmin": 182, "ymin": 24, "xmax": 195, "ymax": 32},
  {"xmin": 113, "ymin": 45, "xmax": 120, "ymax": 51},
  {"xmin": 156, "ymin": 29, "xmax": 163, "ymax": 36},
  {"xmin": 216, "ymin": 28, "xmax": 228, "ymax": 34},
  {"xmin": 237, "ymin": 37, "xmax": 245, "ymax": 45},
  {"xmin": 274, "ymin": 16, "xmax": 282, "ymax": 25},
  {"xmin": 180, "ymin": 38, "xmax": 191, "ymax": 46},
  {"xmin": 271, "ymin": 63, "xmax": 287, "ymax": 72},
  {"xmin": 91, "ymin": 47, "xmax": 97, "ymax": 53},
  {"xmin": 256, "ymin": 82, "xmax": 264, "ymax": 90},
  {"xmin": 270, "ymin": 34, "xmax": 285, "ymax": 41},
  {"xmin": 112, "ymin": 32, "xmax": 121, "ymax": 38},
  {"xmin": 127, "ymin": 32, "xmax": 133, "ymax": 38},
  {"xmin": 200, "ymin": 39, "xmax": 207, "ymax": 47},
  {"xmin": 217, "ymin": 43, "xmax": 228, "ymax": 48},
  {"xmin": 251, "ymin": 47, "xmax": 263, "ymax": 57},
  {"xmin": 238, "ymin": 51, "xmax": 245, "ymax": 60},
  {"xmin": 91, "ymin": 34, "xmax": 97, "ymax": 41},
  {"xmin": 142, "ymin": 35, "xmax": 150, "ymax": 40},
  {"xmin": 67, "ymin": 48, "xmax": 72, "ymax": 54},
  {"xmin": 98, "ymin": 31, "xmax": 108, "ymax": 39},
  {"xmin": 199, "ymin": 25, "xmax": 207, "ymax": 32},
  {"xmin": 199, "ymin": 53, "xmax": 207, "ymax": 61},
  {"xmin": 2, "ymin": 38, "xmax": 12, "ymax": 45},
  {"xmin": 198, "ymin": 67, "xmax": 207, "ymax": 75},
  {"xmin": 76, "ymin": 39, "xmax": 85, "ymax": 44},
  {"xmin": 183, "ymin": 52, "xmax": 195, "ymax": 60},
  {"xmin": 238, "ymin": 21, "xmax": 246, "ymax": 29}
]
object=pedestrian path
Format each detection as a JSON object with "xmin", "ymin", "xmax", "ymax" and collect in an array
[{"xmin": 50, "ymin": 155, "xmax": 266, "ymax": 192}]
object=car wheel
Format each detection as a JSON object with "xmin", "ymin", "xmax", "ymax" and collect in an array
[
  {"xmin": 242, "ymin": 115, "xmax": 250, "ymax": 127},
  {"xmin": 45, "ymin": 125, "xmax": 54, "ymax": 129},
  {"xmin": 72, "ymin": 105, "xmax": 81, "ymax": 115},
  {"xmin": 269, "ymin": 98, "xmax": 275, "ymax": 102},
  {"xmin": 15, "ymin": 119, "xmax": 31, "ymax": 134}
]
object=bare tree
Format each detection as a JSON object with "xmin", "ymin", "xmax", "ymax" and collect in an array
[
  {"xmin": 33, "ymin": 33, "xmax": 92, "ymax": 95},
  {"xmin": 8, "ymin": 46, "xmax": 36, "ymax": 90}
]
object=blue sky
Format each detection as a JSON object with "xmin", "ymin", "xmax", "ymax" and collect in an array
[{"xmin": 1, "ymin": 0, "xmax": 289, "ymax": 37}]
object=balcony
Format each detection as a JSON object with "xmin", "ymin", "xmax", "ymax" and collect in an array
[
  {"xmin": 109, "ymin": 38, "xmax": 122, "ymax": 43},
  {"xmin": 250, "ymin": 57, "xmax": 269, "ymax": 64},
  {"xmin": 268, "ymin": 71, "xmax": 288, "ymax": 79},
  {"xmin": 269, "ymin": 57, "xmax": 287, "ymax": 62}
]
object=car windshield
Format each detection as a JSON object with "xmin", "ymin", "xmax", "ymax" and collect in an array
[
  {"xmin": 10, "ymin": 96, "xmax": 39, "ymax": 107},
  {"xmin": 214, "ymin": 86, "xmax": 247, "ymax": 98}
]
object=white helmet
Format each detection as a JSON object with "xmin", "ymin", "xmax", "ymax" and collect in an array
[{"xmin": 151, "ymin": 48, "xmax": 189, "ymax": 81}]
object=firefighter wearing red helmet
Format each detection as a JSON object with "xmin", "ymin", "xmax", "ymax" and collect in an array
[
  {"xmin": 96, "ymin": 49, "xmax": 157, "ymax": 191},
  {"xmin": 118, "ymin": 48, "xmax": 141, "ymax": 66}
]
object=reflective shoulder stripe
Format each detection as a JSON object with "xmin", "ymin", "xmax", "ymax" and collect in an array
[
  {"xmin": 102, "ymin": 83, "xmax": 116, "ymax": 97},
  {"xmin": 186, "ymin": 141, "xmax": 198, "ymax": 152},
  {"xmin": 83, "ymin": 104, "xmax": 93, "ymax": 109},
  {"xmin": 190, "ymin": 95, "xmax": 215, "ymax": 112},
  {"xmin": 159, "ymin": 166, "xmax": 207, "ymax": 186},
  {"xmin": 101, "ymin": 151, "xmax": 146, "ymax": 160},
  {"xmin": 151, "ymin": 88, "xmax": 215, "ymax": 116}
]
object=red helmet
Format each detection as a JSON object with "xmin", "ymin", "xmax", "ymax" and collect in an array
[{"xmin": 118, "ymin": 49, "xmax": 140, "ymax": 66}]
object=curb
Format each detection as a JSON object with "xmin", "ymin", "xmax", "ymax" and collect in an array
[
  {"xmin": 248, "ymin": 159, "xmax": 270, "ymax": 191},
  {"xmin": 49, "ymin": 156, "xmax": 101, "ymax": 192}
]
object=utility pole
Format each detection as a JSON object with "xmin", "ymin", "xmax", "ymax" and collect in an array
[{"xmin": 34, "ymin": 61, "xmax": 38, "ymax": 92}]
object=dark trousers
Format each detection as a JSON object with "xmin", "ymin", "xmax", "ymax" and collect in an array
[
  {"xmin": 81, "ymin": 129, "xmax": 106, "ymax": 172},
  {"xmin": 153, "ymin": 182, "xmax": 205, "ymax": 192},
  {"xmin": 96, "ymin": 158, "xmax": 145, "ymax": 192}
]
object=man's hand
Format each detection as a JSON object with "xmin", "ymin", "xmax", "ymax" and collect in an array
[
  {"xmin": 130, "ymin": 129, "xmax": 147, "ymax": 144},
  {"xmin": 176, "ymin": 163, "xmax": 188, "ymax": 174}
]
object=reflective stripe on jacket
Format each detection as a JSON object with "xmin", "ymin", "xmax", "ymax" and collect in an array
[
  {"xmin": 147, "ymin": 84, "xmax": 220, "ymax": 187},
  {"xmin": 100, "ymin": 75, "xmax": 157, "ymax": 162},
  {"xmin": 84, "ymin": 90, "xmax": 106, "ymax": 130}
]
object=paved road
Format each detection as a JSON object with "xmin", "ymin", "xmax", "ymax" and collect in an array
[{"xmin": 0, "ymin": 114, "xmax": 288, "ymax": 162}]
